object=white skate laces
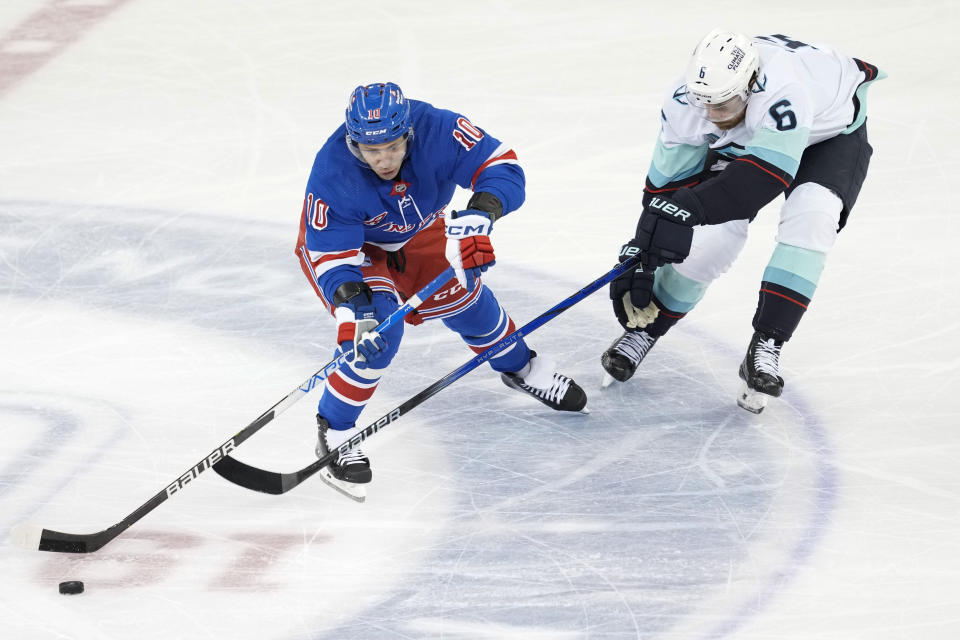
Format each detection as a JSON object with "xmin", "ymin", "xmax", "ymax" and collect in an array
[
  {"xmin": 737, "ymin": 332, "xmax": 785, "ymax": 414},
  {"xmin": 525, "ymin": 370, "xmax": 573, "ymax": 404},
  {"xmin": 323, "ymin": 428, "xmax": 366, "ymax": 466},
  {"xmin": 752, "ymin": 337, "xmax": 781, "ymax": 375},
  {"xmin": 333, "ymin": 441, "xmax": 367, "ymax": 466},
  {"xmin": 501, "ymin": 351, "xmax": 588, "ymax": 412},
  {"xmin": 613, "ymin": 330, "xmax": 657, "ymax": 365},
  {"xmin": 315, "ymin": 416, "xmax": 370, "ymax": 501}
]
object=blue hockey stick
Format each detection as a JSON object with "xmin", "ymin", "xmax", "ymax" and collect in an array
[
  {"xmin": 12, "ymin": 266, "xmax": 455, "ymax": 553},
  {"xmin": 211, "ymin": 256, "xmax": 640, "ymax": 495}
]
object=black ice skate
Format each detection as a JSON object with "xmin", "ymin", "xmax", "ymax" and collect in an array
[
  {"xmin": 315, "ymin": 414, "xmax": 370, "ymax": 502},
  {"xmin": 601, "ymin": 329, "xmax": 659, "ymax": 387},
  {"xmin": 501, "ymin": 351, "xmax": 588, "ymax": 413},
  {"xmin": 736, "ymin": 331, "xmax": 785, "ymax": 414}
]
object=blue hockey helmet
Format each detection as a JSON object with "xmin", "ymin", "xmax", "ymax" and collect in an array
[{"xmin": 345, "ymin": 82, "xmax": 411, "ymax": 145}]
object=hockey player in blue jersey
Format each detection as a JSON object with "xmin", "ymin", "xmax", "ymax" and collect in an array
[
  {"xmin": 296, "ymin": 82, "xmax": 587, "ymax": 497},
  {"xmin": 602, "ymin": 31, "xmax": 884, "ymax": 413}
]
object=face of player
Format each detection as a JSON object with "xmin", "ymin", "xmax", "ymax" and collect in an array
[
  {"xmin": 357, "ymin": 136, "xmax": 407, "ymax": 180},
  {"xmin": 704, "ymin": 95, "xmax": 747, "ymax": 130}
]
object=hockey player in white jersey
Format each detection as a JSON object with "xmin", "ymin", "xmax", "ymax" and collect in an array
[{"xmin": 602, "ymin": 31, "xmax": 884, "ymax": 413}]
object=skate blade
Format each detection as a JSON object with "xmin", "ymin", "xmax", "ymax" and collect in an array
[
  {"xmin": 736, "ymin": 383, "xmax": 768, "ymax": 414},
  {"xmin": 600, "ymin": 372, "xmax": 616, "ymax": 389},
  {"xmin": 319, "ymin": 468, "xmax": 367, "ymax": 503}
]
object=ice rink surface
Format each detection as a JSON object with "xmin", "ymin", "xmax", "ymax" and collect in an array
[{"xmin": 1, "ymin": 1, "xmax": 958, "ymax": 638}]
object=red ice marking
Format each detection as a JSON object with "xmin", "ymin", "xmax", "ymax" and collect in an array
[
  {"xmin": 210, "ymin": 533, "xmax": 317, "ymax": 591},
  {"xmin": 0, "ymin": 0, "xmax": 133, "ymax": 99},
  {"xmin": 37, "ymin": 530, "xmax": 204, "ymax": 589},
  {"xmin": 35, "ymin": 530, "xmax": 314, "ymax": 590}
]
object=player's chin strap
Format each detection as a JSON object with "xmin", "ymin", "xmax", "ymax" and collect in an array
[
  {"xmin": 211, "ymin": 256, "xmax": 641, "ymax": 496},
  {"xmin": 11, "ymin": 266, "xmax": 455, "ymax": 554}
]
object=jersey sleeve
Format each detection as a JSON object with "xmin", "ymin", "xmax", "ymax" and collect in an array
[
  {"xmin": 648, "ymin": 109, "xmax": 710, "ymax": 189},
  {"xmin": 643, "ymin": 84, "xmax": 711, "ymax": 204},
  {"xmin": 741, "ymin": 80, "xmax": 813, "ymax": 181},
  {"xmin": 437, "ymin": 110, "xmax": 526, "ymax": 215},
  {"xmin": 294, "ymin": 183, "xmax": 366, "ymax": 312}
]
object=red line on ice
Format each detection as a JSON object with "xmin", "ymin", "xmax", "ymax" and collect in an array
[{"xmin": 0, "ymin": 0, "xmax": 133, "ymax": 98}]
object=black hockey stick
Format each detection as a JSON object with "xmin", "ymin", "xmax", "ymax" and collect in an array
[
  {"xmin": 211, "ymin": 257, "xmax": 640, "ymax": 495},
  {"xmin": 10, "ymin": 267, "xmax": 455, "ymax": 553}
]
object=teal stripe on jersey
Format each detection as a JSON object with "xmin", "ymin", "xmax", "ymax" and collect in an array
[
  {"xmin": 648, "ymin": 139, "xmax": 708, "ymax": 188},
  {"xmin": 761, "ymin": 243, "xmax": 827, "ymax": 298},
  {"xmin": 653, "ymin": 264, "xmax": 709, "ymax": 313},
  {"xmin": 844, "ymin": 69, "xmax": 888, "ymax": 134},
  {"xmin": 743, "ymin": 126, "xmax": 810, "ymax": 178}
]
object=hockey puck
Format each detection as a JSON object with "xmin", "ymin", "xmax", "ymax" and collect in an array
[{"xmin": 58, "ymin": 580, "xmax": 84, "ymax": 595}]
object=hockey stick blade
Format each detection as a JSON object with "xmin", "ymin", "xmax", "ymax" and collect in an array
[
  {"xmin": 15, "ymin": 267, "xmax": 454, "ymax": 553},
  {"xmin": 212, "ymin": 257, "xmax": 640, "ymax": 496},
  {"xmin": 8, "ymin": 524, "xmax": 43, "ymax": 551}
]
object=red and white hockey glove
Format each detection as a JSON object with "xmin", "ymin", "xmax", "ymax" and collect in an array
[
  {"xmin": 333, "ymin": 282, "xmax": 387, "ymax": 369},
  {"xmin": 444, "ymin": 209, "xmax": 495, "ymax": 293}
]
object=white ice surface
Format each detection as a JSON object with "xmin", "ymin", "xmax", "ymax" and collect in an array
[{"xmin": 2, "ymin": 1, "xmax": 959, "ymax": 639}]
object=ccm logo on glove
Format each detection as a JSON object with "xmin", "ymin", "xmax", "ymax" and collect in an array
[{"xmin": 446, "ymin": 220, "xmax": 492, "ymax": 236}]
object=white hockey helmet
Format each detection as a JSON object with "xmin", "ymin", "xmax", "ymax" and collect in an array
[{"xmin": 684, "ymin": 30, "xmax": 760, "ymax": 107}]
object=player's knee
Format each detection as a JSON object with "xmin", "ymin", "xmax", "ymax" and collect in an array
[
  {"xmin": 442, "ymin": 286, "xmax": 500, "ymax": 334},
  {"xmin": 675, "ymin": 220, "xmax": 747, "ymax": 283},
  {"xmin": 653, "ymin": 264, "xmax": 710, "ymax": 313},
  {"xmin": 778, "ymin": 183, "xmax": 842, "ymax": 252}
]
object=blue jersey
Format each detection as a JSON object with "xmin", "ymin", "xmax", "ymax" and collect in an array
[{"xmin": 296, "ymin": 99, "xmax": 525, "ymax": 310}]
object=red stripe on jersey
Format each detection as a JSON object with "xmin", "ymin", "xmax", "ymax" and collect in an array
[
  {"xmin": 327, "ymin": 371, "xmax": 379, "ymax": 403},
  {"xmin": 735, "ymin": 157, "xmax": 791, "ymax": 188},
  {"xmin": 645, "ymin": 180, "xmax": 701, "ymax": 194},
  {"xmin": 313, "ymin": 249, "xmax": 360, "ymax": 268},
  {"xmin": 295, "ymin": 212, "xmax": 329, "ymax": 308},
  {"xmin": 470, "ymin": 149, "xmax": 519, "ymax": 189}
]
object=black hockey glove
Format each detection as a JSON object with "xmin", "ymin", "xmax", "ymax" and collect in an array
[
  {"xmin": 634, "ymin": 189, "xmax": 705, "ymax": 268},
  {"xmin": 610, "ymin": 241, "xmax": 657, "ymax": 330}
]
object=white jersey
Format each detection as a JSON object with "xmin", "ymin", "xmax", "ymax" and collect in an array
[{"xmin": 649, "ymin": 34, "xmax": 885, "ymax": 189}]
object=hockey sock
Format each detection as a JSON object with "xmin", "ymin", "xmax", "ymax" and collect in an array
[
  {"xmin": 443, "ymin": 288, "xmax": 529, "ymax": 373},
  {"xmin": 652, "ymin": 264, "xmax": 710, "ymax": 315},
  {"xmin": 317, "ymin": 362, "xmax": 384, "ymax": 430},
  {"xmin": 753, "ymin": 243, "xmax": 826, "ymax": 341},
  {"xmin": 644, "ymin": 299, "xmax": 685, "ymax": 338}
]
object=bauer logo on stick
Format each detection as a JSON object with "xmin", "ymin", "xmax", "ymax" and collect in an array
[{"xmin": 165, "ymin": 440, "xmax": 237, "ymax": 496}]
